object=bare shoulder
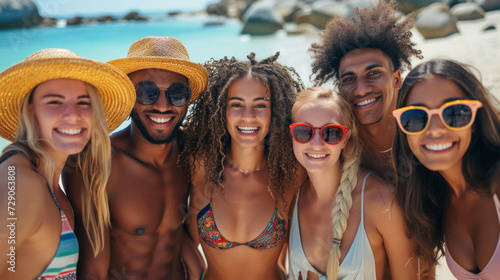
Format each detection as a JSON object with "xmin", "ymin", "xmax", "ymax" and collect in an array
[
  {"xmin": 110, "ymin": 125, "xmax": 131, "ymax": 150},
  {"xmin": 0, "ymin": 155, "xmax": 50, "ymax": 232},
  {"xmin": 359, "ymin": 169, "xmax": 401, "ymax": 220}
]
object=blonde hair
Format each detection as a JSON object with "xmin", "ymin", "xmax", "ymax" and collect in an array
[
  {"xmin": 1, "ymin": 83, "xmax": 111, "ymax": 256},
  {"xmin": 292, "ymin": 87, "xmax": 362, "ymax": 279}
]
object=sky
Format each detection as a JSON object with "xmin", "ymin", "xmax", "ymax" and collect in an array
[{"xmin": 32, "ymin": 0, "xmax": 218, "ymax": 17}]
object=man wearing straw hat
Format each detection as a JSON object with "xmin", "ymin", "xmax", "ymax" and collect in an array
[{"xmin": 63, "ymin": 36, "xmax": 208, "ymax": 279}]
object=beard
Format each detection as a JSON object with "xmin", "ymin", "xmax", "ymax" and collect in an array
[{"xmin": 130, "ymin": 108, "xmax": 185, "ymax": 145}]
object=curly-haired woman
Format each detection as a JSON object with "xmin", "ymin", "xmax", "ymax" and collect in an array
[
  {"xmin": 180, "ymin": 52, "xmax": 304, "ymax": 280},
  {"xmin": 393, "ymin": 59, "xmax": 500, "ymax": 279}
]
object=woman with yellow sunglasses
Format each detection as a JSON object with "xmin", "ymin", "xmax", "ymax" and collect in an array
[{"xmin": 393, "ymin": 59, "xmax": 500, "ymax": 279}]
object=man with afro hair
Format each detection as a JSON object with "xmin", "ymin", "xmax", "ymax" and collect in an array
[{"xmin": 310, "ymin": 0, "xmax": 422, "ymax": 180}]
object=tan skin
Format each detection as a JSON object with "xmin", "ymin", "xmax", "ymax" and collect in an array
[
  {"xmin": 291, "ymin": 102, "xmax": 418, "ymax": 280},
  {"xmin": 338, "ymin": 48, "xmax": 402, "ymax": 181},
  {"xmin": 405, "ymin": 76, "xmax": 500, "ymax": 274},
  {"xmin": 63, "ymin": 69, "xmax": 201, "ymax": 279},
  {"xmin": 0, "ymin": 79, "xmax": 91, "ymax": 279},
  {"xmin": 187, "ymin": 75, "xmax": 294, "ymax": 280}
]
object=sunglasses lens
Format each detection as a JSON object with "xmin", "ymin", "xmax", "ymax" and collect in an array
[
  {"xmin": 443, "ymin": 104, "xmax": 472, "ymax": 128},
  {"xmin": 135, "ymin": 81, "xmax": 159, "ymax": 105},
  {"xmin": 293, "ymin": 125, "xmax": 313, "ymax": 143},
  {"xmin": 400, "ymin": 109, "xmax": 428, "ymax": 133},
  {"xmin": 167, "ymin": 82, "xmax": 191, "ymax": 107},
  {"xmin": 322, "ymin": 126, "xmax": 344, "ymax": 144}
]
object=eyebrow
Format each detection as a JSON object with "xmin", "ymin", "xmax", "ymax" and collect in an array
[
  {"xmin": 42, "ymin": 94, "xmax": 90, "ymax": 99},
  {"xmin": 408, "ymin": 97, "xmax": 463, "ymax": 107},
  {"xmin": 340, "ymin": 64, "xmax": 384, "ymax": 79},
  {"xmin": 228, "ymin": 97, "xmax": 270, "ymax": 102}
]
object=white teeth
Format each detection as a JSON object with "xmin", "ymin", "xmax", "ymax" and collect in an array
[
  {"xmin": 425, "ymin": 143, "xmax": 453, "ymax": 151},
  {"xmin": 238, "ymin": 126, "xmax": 258, "ymax": 134},
  {"xmin": 306, "ymin": 153, "xmax": 327, "ymax": 159},
  {"xmin": 356, "ymin": 98, "xmax": 377, "ymax": 107},
  {"xmin": 57, "ymin": 128, "xmax": 82, "ymax": 135},
  {"xmin": 149, "ymin": 116, "xmax": 172, "ymax": 124}
]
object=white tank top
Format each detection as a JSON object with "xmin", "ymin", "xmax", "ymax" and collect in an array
[{"xmin": 288, "ymin": 172, "xmax": 376, "ymax": 279}]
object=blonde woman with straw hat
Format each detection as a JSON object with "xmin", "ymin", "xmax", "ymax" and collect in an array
[{"xmin": 0, "ymin": 48, "xmax": 135, "ymax": 279}]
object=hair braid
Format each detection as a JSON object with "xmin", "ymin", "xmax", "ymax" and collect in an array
[
  {"xmin": 327, "ymin": 137, "xmax": 361, "ymax": 279},
  {"xmin": 291, "ymin": 87, "xmax": 362, "ymax": 279}
]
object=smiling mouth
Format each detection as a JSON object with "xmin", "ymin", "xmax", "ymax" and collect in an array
[
  {"xmin": 148, "ymin": 116, "xmax": 173, "ymax": 124},
  {"xmin": 306, "ymin": 153, "xmax": 328, "ymax": 159},
  {"xmin": 355, "ymin": 97, "xmax": 378, "ymax": 107},
  {"xmin": 56, "ymin": 128, "xmax": 84, "ymax": 135},
  {"xmin": 238, "ymin": 126, "xmax": 259, "ymax": 134},
  {"xmin": 424, "ymin": 143, "xmax": 453, "ymax": 151}
]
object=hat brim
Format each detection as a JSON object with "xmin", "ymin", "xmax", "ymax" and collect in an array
[
  {"xmin": 107, "ymin": 57, "xmax": 208, "ymax": 103},
  {"xmin": 0, "ymin": 58, "xmax": 136, "ymax": 142}
]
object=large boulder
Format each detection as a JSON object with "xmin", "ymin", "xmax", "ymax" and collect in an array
[
  {"xmin": 473, "ymin": 0, "xmax": 500, "ymax": 11},
  {"xmin": 96, "ymin": 15, "xmax": 116, "ymax": 22},
  {"xmin": 294, "ymin": 0, "xmax": 348, "ymax": 29},
  {"xmin": 0, "ymin": 0, "xmax": 42, "ymax": 29},
  {"xmin": 451, "ymin": 2, "xmax": 485, "ymax": 20},
  {"xmin": 122, "ymin": 11, "xmax": 149, "ymax": 21},
  {"xmin": 66, "ymin": 16, "xmax": 83, "ymax": 26},
  {"xmin": 207, "ymin": 2, "xmax": 228, "ymax": 16},
  {"xmin": 398, "ymin": 0, "xmax": 441, "ymax": 14},
  {"xmin": 415, "ymin": 3, "xmax": 459, "ymax": 39},
  {"xmin": 241, "ymin": 1, "xmax": 284, "ymax": 35},
  {"xmin": 275, "ymin": 0, "xmax": 303, "ymax": 22},
  {"xmin": 42, "ymin": 17, "xmax": 57, "ymax": 26}
]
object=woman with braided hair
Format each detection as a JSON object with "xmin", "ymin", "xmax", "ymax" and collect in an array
[
  {"xmin": 180, "ymin": 52, "xmax": 304, "ymax": 279},
  {"xmin": 288, "ymin": 87, "xmax": 419, "ymax": 279}
]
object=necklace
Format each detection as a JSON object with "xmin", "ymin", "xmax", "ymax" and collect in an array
[
  {"xmin": 227, "ymin": 161, "xmax": 261, "ymax": 175},
  {"xmin": 378, "ymin": 147, "xmax": 392, "ymax": 153}
]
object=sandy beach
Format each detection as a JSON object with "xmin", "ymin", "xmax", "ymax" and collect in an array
[{"xmin": 0, "ymin": 5, "xmax": 498, "ymax": 278}]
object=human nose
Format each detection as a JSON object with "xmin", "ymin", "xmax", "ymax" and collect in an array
[
  {"xmin": 425, "ymin": 113, "xmax": 447, "ymax": 136},
  {"xmin": 152, "ymin": 89, "xmax": 172, "ymax": 111},
  {"xmin": 62, "ymin": 103, "xmax": 82, "ymax": 120},
  {"xmin": 242, "ymin": 106, "xmax": 255, "ymax": 120},
  {"xmin": 353, "ymin": 78, "xmax": 372, "ymax": 97},
  {"xmin": 309, "ymin": 128, "xmax": 324, "ymax": 146}
]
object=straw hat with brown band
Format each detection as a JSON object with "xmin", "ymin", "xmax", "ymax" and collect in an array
[
  {"xmin": 0, "ymin": 48, "xmax": 136, "ymax": 142},
  {"xmin": 108, "ymin": 36, "xmax": 208, "ymax": 103}
]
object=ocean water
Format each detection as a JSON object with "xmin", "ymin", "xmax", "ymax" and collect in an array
[{"xmin": 0, "ymin": 15, "xmax": 318, "ymax": 151}]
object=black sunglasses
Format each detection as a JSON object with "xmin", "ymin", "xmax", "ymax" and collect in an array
[{"xmin": 135, "ymin": 81, "xmax": 191, "ymax": 107}]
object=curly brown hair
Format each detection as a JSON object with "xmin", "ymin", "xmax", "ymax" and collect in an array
[
  {"xmin": 310, "ymin": 0, "xmax": 422, "ymax": 85},
  {"xmin": 180, "ymin": 52, "xmax": 304, "ymax": 201}
]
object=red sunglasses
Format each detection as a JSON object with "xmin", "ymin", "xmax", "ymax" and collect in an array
[{"xmin": 289, "ymin": 123, "xmax": 348, "ymax": 145}]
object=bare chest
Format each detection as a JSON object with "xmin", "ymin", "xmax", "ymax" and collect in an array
[{"xmin": 108, "ymin": 161, "xmax": 188, "ymax": 236}]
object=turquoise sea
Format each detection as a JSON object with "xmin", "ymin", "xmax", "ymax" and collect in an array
[{"xmin": 0, "ymin": 15, "xmax": 318, "ymax": 151}]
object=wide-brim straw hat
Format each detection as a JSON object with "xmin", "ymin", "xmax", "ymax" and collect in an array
[
  {"xmin": 108, "ymin": 36, "xmax": 208, "ymax": 103},
  {"xmin": 0, "ymin": 48, "xmax": 136, "ymax": 142}
]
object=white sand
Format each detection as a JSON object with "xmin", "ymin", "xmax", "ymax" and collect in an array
[{"xmin": 413, "ymin": 10, "xmax": 500, "ymax": 101}]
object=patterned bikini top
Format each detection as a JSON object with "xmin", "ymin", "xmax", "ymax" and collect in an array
[
  {"xmin": 35, "ymin": 172, "xmax": 79, "ymax": 280},
  {"xmin": 197, "ymin": 194, "xmax": 287, "ymax": 250}
]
